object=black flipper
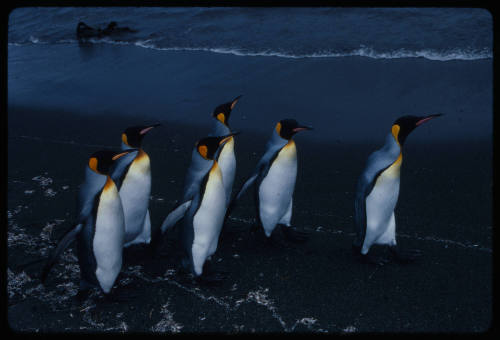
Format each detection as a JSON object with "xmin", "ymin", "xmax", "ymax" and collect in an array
[
  {"xmin": 151, "ymin": 198, "xmax": 193, "ymax": 258},
  {"xmin": 40, "ymin": 223, "xmax": 83, "ymax": 283},
  {"xmin": 224, "ymin": 149, "xmax": 279, "ymax": 231}
]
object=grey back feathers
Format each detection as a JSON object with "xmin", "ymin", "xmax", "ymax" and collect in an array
[
  {"xmin": 233, "ymin": 128, "xmax": 288, "ymax": 202},
  {"xmin": 77, "ymin": 167, "xmax": 108, "ymax": 223}
]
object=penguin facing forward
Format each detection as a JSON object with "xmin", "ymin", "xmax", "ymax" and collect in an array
[
  {"xmin": 210, "ymin": 95, "xmax": 242, "ymax": 207},
  {"xmin": 353, "ymin": 114, "xmax": 442, "ymax": 264},
  {"xmin": 163, "ymin": 134, "xmax": 237, "ymax": 283},
  {"xmin": 228, "ymin": 119, "xmax": 312, "ymax": 244},
  {"xmin": 111, "ymin": 124, "xmax": 160, "ymax": 248},
  {"xmin": 41, "ymin": 149, "xmax": 138, "ymax": 297}
]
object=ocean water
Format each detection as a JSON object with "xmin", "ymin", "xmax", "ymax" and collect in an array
[
  {"xmin": 8, "ymin": 7, "xmax": 492, "ymax": 60},
  {"xmin": 8, "ymin": 7, "xmax": 493, "ymax": 143}
]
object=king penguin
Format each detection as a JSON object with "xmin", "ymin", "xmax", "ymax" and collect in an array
[
  {"xmin": 158, "ymin": 97, "xmax": 241, "ymax": 235},
  {"xmin": 159, "ymin": 134, "xmax": 237, "ymax": 282},
  {"xmin": 111, "ymin": 124, "xmax": 160, "ymax": 247},
  {"xmin": 41, "ymin": 149, "xmax": 138, "ymax": 297},
  {"xmin": 353, "ymin": 114, "xmax": 442, "ymax": 264},
  {"xmin": 228, "ymin": 119, "xmax": 312, "ymax": 244},
  {"xmin": 210, "ymin": 95, "xmax": 242, "ymax": 207}
]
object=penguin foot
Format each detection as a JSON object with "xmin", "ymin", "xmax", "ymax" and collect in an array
[
  {"xmin": 151, "ymin": 247, "xmax": 171, "ymax": 259},
  {"xmin": 103, "ymin": 289, "xmax": 137, "ymax": 303},
  {"xmin": 74, "ymin": 289, "xmax": 92, "ymax": 304},
  {"xmin": 194, "ymin": 271, "xmax": 227, "ymax": 286},
  {"xmin": 267, "ymin": 231, "xmax": 291, "ymax": 249},
  {"xmin": 279, "ymin": 224, "xmax": 310, "ymax": 243},
  {"xmin": 352, "ymin": 245, "xmax": 389, "ymax": 266},
  {"xmin": 389, "ymin": 246, "xmax": 422, "ymax": 264},
  {"xmin": 360, "ymin": 253, "xmax": 390, "ymax": 266}
]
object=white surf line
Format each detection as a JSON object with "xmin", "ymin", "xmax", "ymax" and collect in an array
[{"xmin": 227, "ymin": 216, "xmax": 491, "ymax": 253}]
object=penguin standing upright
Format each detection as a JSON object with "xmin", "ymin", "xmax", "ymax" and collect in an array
[
  {"xmin": 41, "ymin": 149, "xmax": 138, "ymax": 296},
  {"xmin": 210, "ymin": 95, "xmax": 242, "ymax": 206},
  {"xmin": 159, "ymin": 134, "xmax": 236, "ymax": 282},
  {"xmin": 112, "ymin": 124, "xmax": 160, "ymax": 247},
  {"xmin": 228, "ymin": 119, "xmax": 312, "ymax": 243},
  {"xmin": 158, "ymin": 97, "xmax": 241, "ymax": 233},
  {"xmin": 353, "ymin": 114, "xmax": 442, "ymax": 264}
]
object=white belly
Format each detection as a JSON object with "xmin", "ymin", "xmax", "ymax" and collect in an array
[
  {"xmin": 365, "ymin": 155, "xmax": 401, "ymax": 246},
  {"xmin": 94, "ymin": 178, "xmax": 125, "ymax": 293},
  {"xmin": 218, "ymin": 137, "xmax": 236, "ymax": 206},
  {"xmin": 119, "ymin": 151, "xmax": 151, "ymax": 244},
  {"xmin": 192, "ymin": 163, "xmax": 226, "ymax": 275},
  {"xmin": 259, "ymin": 141, "xmax": 297, "ymax": 236}
]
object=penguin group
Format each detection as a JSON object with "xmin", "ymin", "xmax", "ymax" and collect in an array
[{"xmin": 40, "ymin": 95, "xmax": 442, "ymax": 298}]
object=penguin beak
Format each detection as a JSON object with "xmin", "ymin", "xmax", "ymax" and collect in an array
[
  {"xmin": 139, "ymin": 123, "xmax": 161, "ymax": 135},
  {"xmin": 416, "ymin": 114, "xmax": 443, "ymax": 126},
  {"xmin": 112, "ymin": 149, "xmax": 138, "ymax": 161},
  {"xmin": 293, "ymin": 125, "xmax": 313, "ymax": 133},
  {"xmin": 219, "ymin": 131, "xmax": 240, "ymax": 145},
  {"xmin": 230, "ymin": 95, "xmax": 243, "ymax": 110}
]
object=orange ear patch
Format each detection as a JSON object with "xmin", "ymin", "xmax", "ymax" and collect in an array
[
  {"xmin": 122, "ymin": 133, "xmax": 129, "ymax": 146},
  {"xmin": 391, "ymin": 124, "xmax": 400, "ymax": 144},
  {"xmin": 89, "ymin": 157, "xmax": 98, "ymax": 172},
  {"xmin": 275, "ymin": 122, "xmax": 282, "ymax": 136},
  {"xmin": 198, "ymin": 145, "xmax": 208, "ymax": 159},
  {"xmin": 216, "ymin": 113, "xmax": 225, "ymax": 124}
]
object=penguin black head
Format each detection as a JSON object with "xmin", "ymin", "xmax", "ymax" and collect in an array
[
  {"xmin": 391, "ymin": 114, "xmax": 443, "ymax": 146},
  {"xmin": 122, "ymin": 123, "xmax": 161, "ymax": 148},
  {"xmin": 88, "ymin": 149, "xmax": 137, "ymax": 175},
  {"xmin": 275, "ymin": 119, "xmax": 313, "ymax": 140},
  {"xmin": 212, "ymin": 95, "xmax": 242, "ymax": 126},
  {"xmin": 196, "ymin": 133, "xmax": 240, "ymax": 160}
]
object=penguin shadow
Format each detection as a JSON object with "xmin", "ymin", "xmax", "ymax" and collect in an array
[
  {"xmin": 220, "ymin": 219, "xmax": 318, "ymax": 267},
  {"xmin": 348, "ymin": 244, "xmax": 424, "ymax": 268}
]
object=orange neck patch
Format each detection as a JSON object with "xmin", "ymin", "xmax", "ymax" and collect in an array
[{"xmin": 103, "ymin": 175, "xmax": 115, "ymax": 191}]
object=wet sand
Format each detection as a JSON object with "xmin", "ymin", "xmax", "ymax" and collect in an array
[{"xmin": 7, "ymin": 107, "xmax": 492, "ymax": 332}]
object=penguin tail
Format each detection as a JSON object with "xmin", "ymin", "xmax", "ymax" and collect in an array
[{"xmin": 40, "ymin": 223, "xmax": 82, "ymax": 284}]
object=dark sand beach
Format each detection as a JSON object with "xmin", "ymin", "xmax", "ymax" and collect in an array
[{"xmin": 7, "ymin": 106, "xmax": 492, "ymax": 332}]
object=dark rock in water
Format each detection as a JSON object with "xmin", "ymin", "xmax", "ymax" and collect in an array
[{"xmin": 76, "ymin": 21, "xmax": 137, "ymax": 41}]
